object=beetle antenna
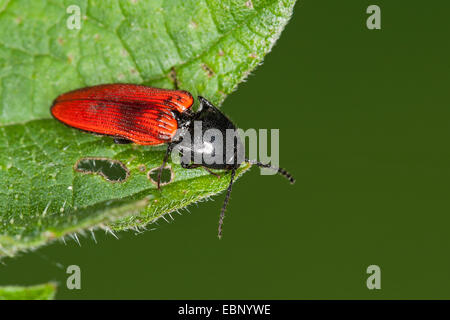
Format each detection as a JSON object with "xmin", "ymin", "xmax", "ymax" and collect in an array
[
  {"xmin": 218, "ymin": 168, "xmax": 236, "ymax": 239},
  {"xmin": 245, "ymin": 159, "xmax": 295, "ymax": 184}
]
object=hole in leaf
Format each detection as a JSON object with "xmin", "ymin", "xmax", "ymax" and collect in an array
[
  {"xmin": 74, "ymin": 157, "xmax": 129, "ymax": 183},
  {"xmin": 147, "ymin": 166, "xmax": 174, "ymax": 186}
]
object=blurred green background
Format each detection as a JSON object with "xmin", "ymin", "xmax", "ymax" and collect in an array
[{"xmin": 1, "ymin": 0, "xmax": 449, "ymax": 299}]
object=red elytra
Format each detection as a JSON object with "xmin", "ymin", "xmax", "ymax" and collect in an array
[{"xmin": 51, "ymin": 84, "xmax": 194, "ymax": 145}]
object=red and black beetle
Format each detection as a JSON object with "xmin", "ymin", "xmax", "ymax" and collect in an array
[{"xmin": 51, "ymin": 84, "xmax": 294, "ymax": 238}]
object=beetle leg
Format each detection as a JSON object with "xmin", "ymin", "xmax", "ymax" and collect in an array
[
  {"xmin": 218, "ymin": 168, "xmax": 236, "ymax": 239},
  {"xmin": 181, "ymin": 163, "xmax": 201, "ymax": 169},
  {"xmin": 157, "ymin": 143, "xmax": 174, "ymax": 190},
  {"xmin": 113, "ymin": 137, "xmax": 132, "ymax": 144}
]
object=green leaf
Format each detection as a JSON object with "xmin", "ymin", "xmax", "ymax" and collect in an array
[
  {"xmin": 0, "ymin": 283, "xmax": 57, "ymax": 300},
  {"xmin": 0, "ymin": 0, "xmax": 296, "ymax": 258}
]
